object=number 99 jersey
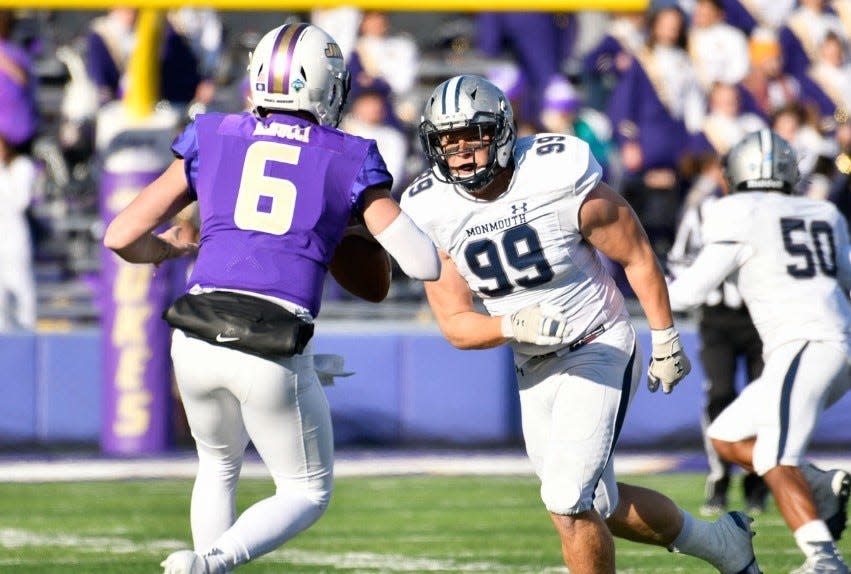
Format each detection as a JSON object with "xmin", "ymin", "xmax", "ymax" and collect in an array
[
  {"xmin": 171, "ymin": 111, "xmax": 392, "ymax": 318},
  {"xmin": 401, "ymin": 133, "xmax": 629, "ymax": 358},
  {"xmin": 701, "ymin": 191, "xmax": 851, "ymax": 354}
]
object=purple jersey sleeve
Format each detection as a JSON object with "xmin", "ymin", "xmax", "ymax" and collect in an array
[
  {"xmin": 171, "ymin": 122, "xmax": 199, "ymax": 199},
  {"xmin": 351, "ymin": 140, "xmax": 393, "ymax": 211}
]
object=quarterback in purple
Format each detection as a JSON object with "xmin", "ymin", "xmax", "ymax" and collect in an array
[
  {"xmin": 172, "ymin": 111, "xmax": 392, "ymax": 317},
  {"xmin": 104, "ymin": 22, "xmax": 438, "ymax": 574}
]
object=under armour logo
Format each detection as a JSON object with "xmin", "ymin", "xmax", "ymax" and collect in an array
[{"xmin": 511, "ymin": 202, "xmax": 528, "ymax": 215}]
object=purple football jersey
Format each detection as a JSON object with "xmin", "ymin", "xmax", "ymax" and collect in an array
[{"xmin": 172, "ymin": 111, "xmax": 392, "ymax": 317}]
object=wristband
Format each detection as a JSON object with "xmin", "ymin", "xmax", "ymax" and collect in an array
[{"xmin": 650, "ymin": 326, "xmax": 677, "ymax": 347}]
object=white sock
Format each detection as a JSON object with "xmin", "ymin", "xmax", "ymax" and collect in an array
[{"xmin": 794, "ymin": 520, "xmax": 834, "ymax": 558}]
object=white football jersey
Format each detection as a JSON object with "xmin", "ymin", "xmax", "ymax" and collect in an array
[
  {"xmin": 401, "ymin": 133, "xmax": 628, "ymax": 358},
  {"xmin": 701, "ymin": 192, "xmax": 851, "ymax": 353}
]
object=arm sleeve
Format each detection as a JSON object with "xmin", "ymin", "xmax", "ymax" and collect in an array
[
  {"xmin": 171, "ymin": 121, "xmax": 200, "ymax": 199},
  {"xmin": 667, "ymin": 242, "xmax": 745, "ymax": 311},
  {"xmin": 352, "ymin": 141, "xmax": 394, "ymax": 210},
  {"xmin": 373, "ymin": 210, "xmax": 440, "ymax": 281}
]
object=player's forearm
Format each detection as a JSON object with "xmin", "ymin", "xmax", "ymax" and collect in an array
[
  {"xmin": 623, "ymin": 256, "xmax": 674, "ymax": 330},
  {"xmin": 105, "ymin": 231, "xmax": 172, "ymax": 265},
  {"xmin": 437, "ymin": 311, "xmax": 506, "ymax": 350}
]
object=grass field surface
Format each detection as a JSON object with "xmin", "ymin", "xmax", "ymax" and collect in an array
[{"xmin": 2, "ymin": 472, "xmax": 849, "ymax": 573}]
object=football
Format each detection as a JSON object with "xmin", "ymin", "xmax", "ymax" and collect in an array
[{"xmin": 329, "ymin": 231, "xmax": 392, "ymax": 303}]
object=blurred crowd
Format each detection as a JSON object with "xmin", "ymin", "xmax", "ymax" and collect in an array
[{"xmin": 3, "ymin": 4, "xmax": 851, "ymax": 328}]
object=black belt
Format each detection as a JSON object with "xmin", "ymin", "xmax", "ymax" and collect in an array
[
  {"xmin": 515, "ymin": 324, "xmax": 608, "ymax": 376},
  {"xmin": 529, "ymin": 324, "xmax": 607, "ymax": 363}
]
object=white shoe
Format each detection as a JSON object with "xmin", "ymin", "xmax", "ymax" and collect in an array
[
  {"xmin": 160, "ymin": 550, "xmax": 208, "ymax": 574},
  {"xmin": 713, "ymin": 511, "xmax": 762, "ymax": 574},
  {"xmin": 790, "ymin": 544, "xmax": 850, "ymax": 574},
  {"xmin": 802, "ymin": 464, "xmax": 851, "ymax": 540}
]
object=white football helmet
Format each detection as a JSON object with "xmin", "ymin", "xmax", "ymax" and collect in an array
[
  {"xmin": 419, "ymin": 75, "xmax": 515, "ymax": 190},
  {"xmin": 723, "ymin": 129, "xmax": 800, "ymax": 194},
  {"xmin": 249, "ymin": 22, "xmax": 349, "ymax": 127}
]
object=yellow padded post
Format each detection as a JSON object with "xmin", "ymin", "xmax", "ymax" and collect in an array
[{"xmin": 124, "ymin": 8, "xmax": 162, "ymax": 119}]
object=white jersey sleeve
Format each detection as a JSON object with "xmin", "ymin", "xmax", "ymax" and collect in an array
[{"xmin": 667, "ymin": 242, "xmax": 744, "ymax": 311}]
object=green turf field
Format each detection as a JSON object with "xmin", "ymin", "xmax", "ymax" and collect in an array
[{"xmin": 1, "ymin": 473, "xmax": 849, "ymax": 573}]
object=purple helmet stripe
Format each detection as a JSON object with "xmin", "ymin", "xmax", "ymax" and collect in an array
[{"xmin": 269, "ymin": 22, "xmax": 308, "ymax": 95}]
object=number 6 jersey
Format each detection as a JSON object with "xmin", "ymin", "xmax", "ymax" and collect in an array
[
  {"xmin": 669, "ymin": 191, "xmax": 851, "ymax": 354},
  {"xmin": 401, "ymin": 133, "xmax": 629, "ymax": 358},
  {"xmin": 171, "ymin": 111, "xmax": 392, "ymax": 318}
]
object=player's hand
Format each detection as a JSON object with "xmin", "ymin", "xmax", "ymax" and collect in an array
[
  {"xmin": 501, "ymin": 303, "xmax": 572, "ymax": 346},
  {"xmin": 647, "ymin": 327, "xmax": 691, "ymax": 394},
  {"xmin": 155, "ymin": 225, "xmax": 199, "ymax": 265}
]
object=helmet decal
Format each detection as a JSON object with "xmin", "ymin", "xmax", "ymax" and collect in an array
[{"xmin": 268, "ymin": 22, "xmax": 309, "ymax": 95}]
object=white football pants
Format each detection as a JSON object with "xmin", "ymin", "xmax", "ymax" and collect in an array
[
  {"xmin": 708, "ymin": 338, "xmax": 851, "ymax": 475},
  {"xmin": 170, "ymin": 329, "xmax": 334, "ymax": 564},
  {"xmin": 515, "ymin": 321, "xmax": 641, "ymax": 518}
]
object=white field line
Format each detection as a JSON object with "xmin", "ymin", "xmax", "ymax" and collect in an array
[
  {"xmin": 0, "ymin": 526, "xmax": 806, "ymax": 572},
  {"xmin": 0, "ymin": 452, "xmax": 847, "ymax": 483},
  {"xmin": 0, "ymin": 453, "xmax": 685, "ymax": 483}
]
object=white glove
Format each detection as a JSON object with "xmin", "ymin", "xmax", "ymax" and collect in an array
[
  {"xmin": 647, "ymin": 327, "xmax": 692, "ymax": 394},
  {"xmin": 501, "ymin": 303, "xmax": 572, "ymax": 346}
]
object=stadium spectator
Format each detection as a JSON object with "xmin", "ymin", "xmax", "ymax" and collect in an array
[
  {"xmin": 102, "ymin": 22, "xmax": 439, "ymax": 574},
  {"xmin": 403, "ymin": 74, "xmax": 763, "ymax": 574},
  {"xmin": 799, "ymin": 31, "xmax": 851, "ymax": 130},
  {"xmin": 0, "ymin": 9, "xmax": 37, "ymax": 149},
  {"xmin": 539, "ymin": 77, "xmax": 616, "ymax": 177},
  {"xmin": 687, "ymin": 0, "xmax": 750, "ymax": 92},
  {"xmin": 165, "ymin": 8, "xmax": 224, "ymax": 107},
  {"xmin": 475, "ymin": 12, "xmax": 576, "ymax": 128},
  {"xmin": 771, "ymin": 102, "xmax": 833, "ymax": 184},
  {"xmin": 581, "ymin": 11, "xmax": 646, "ymax": 110},
  {"xmin": 311, "ymin": 6, "xmax": 361, "ymax": 61},
  {"xmin": 690, "ymin": 82, "xmax": 767, "ymax": 157},
  {"xmin": 348, "ymin": 11, "xmax": 418, "ymax": 103},
  {"xmin": 666, "ymin": 151, "xmax": 768, "ymax": 517},
  {"xmin": 739, "ymin": 27, "xmax": 801, "ymax": 120},
  {"xmin": 717, "ymin": 0, "xmax": 795, "ymax": 34},
  {"xmin": 828, "ymin": 116, "xmax": 851, "ymax": 217},
  {"xmin": 779, "ymin": 0, "xmax": 847, "ymax": 80},
  {"xmin": 667, "ymin": 128, "xmax": 851, "ymax": 574},
  {"xmin": 0, "ymin": 131, "xmax": 37, "ymax": 332},
  {"xmin": 85, "ymin": 8, "xmax": 211, "ymax": 109},
  {"xmin": 607, "ymin": 4, "xmax": 704, "ymax": 259},
  {"xmin": 339, "ymin": 86, "xmax": 410, "ymax": 196},
  {"xmin": 0, "ymin": 10, "xmax": 38, "ymax": 332}
]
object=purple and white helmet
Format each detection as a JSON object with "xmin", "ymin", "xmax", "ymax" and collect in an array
[{"xmin": 249, "ymin": 22, "xmax": 349, "ymax": 127}]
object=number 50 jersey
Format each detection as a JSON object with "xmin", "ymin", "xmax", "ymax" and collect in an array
[
  {"xmin": 172, "ymin": 111, "xmax": 392, "ymax": 318},
  {"xmin": 701, "ymin": 191, "xmax": 851, "ymax": 354},
  {"xmin": 401, "ymin": 133, "xmax": 629, "ymax": 358}
]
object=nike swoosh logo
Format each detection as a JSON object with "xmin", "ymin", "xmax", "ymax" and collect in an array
[{"xmin": 216, "ymin": 334, "xmax": 240, "ymax": 343}]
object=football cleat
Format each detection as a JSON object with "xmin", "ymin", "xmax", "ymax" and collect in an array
[
  {"xmin": 789, "ymin": 542, "xmax": 850, "ymax": 574},
  {"xmin": 801, "ymin": 464, "xmax": 851, "ymax": 540},
  {"xmin": 160, "ymin": 550, "xmax": 208, "ymax": 574},
  {"xmin": 716, "ymin": 511, "xmax": 762, "ymax": 574}
]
